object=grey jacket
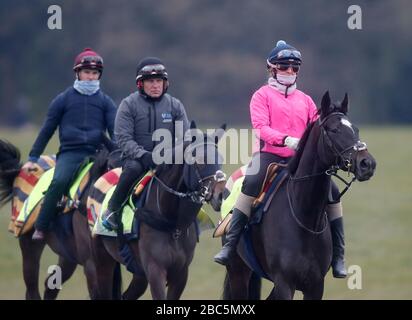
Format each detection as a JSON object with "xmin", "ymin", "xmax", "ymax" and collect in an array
[{"xmin": 115, "ymin": 92, "xmax": 189, "ymax": 159}]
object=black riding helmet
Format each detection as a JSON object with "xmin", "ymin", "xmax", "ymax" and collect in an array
[{"xmin": 136, "ymin": 57, "xmax": 169, "ymax": 97}]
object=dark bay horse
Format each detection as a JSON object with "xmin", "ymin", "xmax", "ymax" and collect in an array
[
  {"xmin": 91, "ymin": 122, "xmax": 227, "ymax": 299},
  {"xmin": 0, "ymin": 137, "xmax": 126, "ymax": 299},
  {"xmin": 223, "ymin": 92, "xmax": 376, "ymax": 300}
]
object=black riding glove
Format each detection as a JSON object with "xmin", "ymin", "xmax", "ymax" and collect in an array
[{"xmin": 140, "ymin": 152, "xmax": 156, "ymax": 170}]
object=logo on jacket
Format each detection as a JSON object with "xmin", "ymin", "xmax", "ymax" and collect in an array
[{"xmin": 161, "ymin": 113, "xmax": 173, "ymax": 123}]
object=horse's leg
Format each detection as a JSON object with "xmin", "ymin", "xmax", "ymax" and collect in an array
[
  {"xmin": 72, "ymin": 210, "xmax": 99, "ymax": 299},
  {"xmin": 225, "ymin": 253, "xmax": 253, "ymax": 300},
  {"xmin": 145, "ymin": 262, "xmax": 167, "ymax": 300},
  {"xmin": 267, "ymin": 276, "xmax": 295, "ymax": 300},
  {"xmin": 122, "ymin": 274, "xmax": 148, "ymax": 300},
  {"xmin": 43, "ymin": 255, "xmax": 77, "ymax": 300},
  {"xmin": 166, "ymin": 266, "xmax": 189, "ymax": 300},
  {"xmin": 19, "ymin": 232, "xmax": 46, "ymax": 300},
  {"xmin": 303, "ymin": 280, "xmax": 324, "ymax": 300},
  {"xmin": 82, "ymin": 259, "xmax": 99, "ymax": 299},
  {"xmin": 91, "ymin": 236, "xmax": 117, "ymax": 299}
]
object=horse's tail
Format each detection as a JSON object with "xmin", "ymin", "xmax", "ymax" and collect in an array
[
  {"xmin": 0, "ymin": 139, "xmax": 22, "ymax": 207},
  {"xmin": 112, "ymin": 262, "xmax": 123, "ymax": 299},
  {"xmin": 222, "ymin": 270, "xmax": 262, "ymax": 300}
]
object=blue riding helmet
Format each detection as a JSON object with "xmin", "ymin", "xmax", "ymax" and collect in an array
[{"xmin": 267, "ymin": 40, "xmax": 302, "ymax": 68}]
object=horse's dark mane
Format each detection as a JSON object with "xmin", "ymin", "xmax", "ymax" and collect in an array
[
  {"xmin": 89, "ymin": 148, "xmax": 111, "ymax": 181},
  {"xmin": 154, "ymin": 141, "xmax": 191, "ymax": 177},
  {"xmin": 287, "ymin": 104, "xmax": 343, "ymax": 175},
  {"xmin": 287, "ymin": 121, "xmax": 316, "ymax": 175}
]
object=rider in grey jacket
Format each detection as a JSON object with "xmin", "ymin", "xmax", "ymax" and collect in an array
[{"xmin": 102, "ymin": 57, "xmax": 189, "ymax": 231}]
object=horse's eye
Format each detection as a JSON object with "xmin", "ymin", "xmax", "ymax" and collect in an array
[{"xmin": 329, "ymin": 128, "xmax": 339, "ymax": 134}]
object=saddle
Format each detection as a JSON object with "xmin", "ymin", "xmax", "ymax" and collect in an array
[
  {"xmin": 213, "ymin": 162, "xmax": 287, "ymax": 238},
  {"xmin": 11, "ymin": 158, "xmax": 94, "ymax": 237},
  {"xmin": 89, "ymin": 168, "xmax": 215, "ymax": 238}
]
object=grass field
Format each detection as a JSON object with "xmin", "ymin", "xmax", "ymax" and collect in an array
[{"xmin": 0, "ymin": 126, "xmax": 411, "ymax": 300}]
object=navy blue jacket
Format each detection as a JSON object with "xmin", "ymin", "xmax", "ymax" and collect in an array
[{"xmin": 29, "ymin": 87, "xmax": 117, "ymax": 161}]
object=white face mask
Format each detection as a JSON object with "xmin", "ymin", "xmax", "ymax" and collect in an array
[
  {"xmin": 276, "ymin": 73, "xmax": 297, "ymax": 86},
  {"xmin": 73, "ymin": 80, "xmax": 100, "ymax": 95}
]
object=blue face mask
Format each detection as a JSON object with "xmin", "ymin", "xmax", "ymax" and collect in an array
[{"xmin": 73, "ymin": 80, "xmax": 100, "ymax": 95}]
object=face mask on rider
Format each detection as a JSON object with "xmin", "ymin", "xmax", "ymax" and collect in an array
[
  {"xmin": 73, "ymin": 79, "xmax": 100, "ymax": 95},
  {"xmin": 276, "ymin": 73, "xmax": 297, "ymax": 86}
]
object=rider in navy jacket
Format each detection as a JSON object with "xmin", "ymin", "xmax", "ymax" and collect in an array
[
  {"xmin": 23, "ymin": 48, "xmax": 117, "ymax": 241},
  {"xmin": 29, "ymin": 87, "xmax": 116, "ymax": 162}
]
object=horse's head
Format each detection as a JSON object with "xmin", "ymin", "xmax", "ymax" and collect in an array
[
  {"xmin": 318, "ymin": 91, "xmax": 376, "ymax": 181},
  {"xmin": 182, "ymin": 121, "xmax": 227, "ymax": 210}
]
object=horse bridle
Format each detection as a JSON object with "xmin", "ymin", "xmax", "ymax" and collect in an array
[
  {"xmin": 153, "ymin": 142, "xmax": 226, "ymax": 204},
  {"xmin": 292, "ymin": 112, "xmax": 367, "ymax": 200},
  {"xmin": 319, "ymin": 112, "xmax": 367, "ymax": 172},
  {"xmin": 153, "ymin": 168, "xmax": 226, "ymax": 204},
  {"xmin": 318, "ymin": 112, "xmax": 367, "ymax": 200}
]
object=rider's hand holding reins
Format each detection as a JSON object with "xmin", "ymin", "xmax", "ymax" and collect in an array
[
  {"xmin": 284, "ymin": 136, "xmax": 300, "ymax": 150},
  {"xmin": 22, "ymin": 161, "xmax": 38, "ymax": 173}
]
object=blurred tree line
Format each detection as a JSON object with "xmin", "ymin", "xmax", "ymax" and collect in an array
[{"xmin": 1, "ymin": 0, "xmax": 411, "ymax": 127}]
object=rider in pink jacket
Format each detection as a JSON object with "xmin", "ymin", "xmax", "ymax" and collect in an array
[
  {"xmin": 215, "ymin": 41, "xmax": 347, "ymax": 279},
  {"xmin": 251, "ymin": 82, "xmax": 319, "ymax": 157}
]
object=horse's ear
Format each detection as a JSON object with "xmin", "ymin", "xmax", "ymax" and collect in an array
[
  {"xmin": 190, "ymin": 121, "xmax": 197, "ymax": 129},
  {"xmin": 341, "ymin": 93, "xmax": 349, "ymax": 114},
  {"xmin": 321, "ymin": 91, "xmax": 332, "ymax": 117},
  {"xmin": 213, "ymin": 123, "xmax": 227, "ymax": 144}
]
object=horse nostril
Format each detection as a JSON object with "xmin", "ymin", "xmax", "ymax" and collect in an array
[{"xmin": 360, "ymin": 158, "xmax": 371, "ymax": 169}]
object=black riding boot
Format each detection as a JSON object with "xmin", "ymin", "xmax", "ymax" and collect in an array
[
  {"xmin": 330, "ymin": 217, "xmax": 347, "ymax": 278},
  {"xmin": 214, "ymin": 209, "xmax": 249, "ymax": 266},
  {"xmin": 102, "ymin": 209, "xmax": 121, "ymax": 231}
]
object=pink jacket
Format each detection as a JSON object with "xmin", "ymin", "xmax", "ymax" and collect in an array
[{"xmin": 250, "ymin": 85, "xmax": 319, "ymax": 157}]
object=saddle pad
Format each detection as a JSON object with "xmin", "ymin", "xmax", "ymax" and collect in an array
[
  {"xmin": 88, "ymin": 168, "xmax": 152, "ymax": 236},
  {"xmin": 92, "ymin": 185, "xmax": 135, "ymax": 237},
  {"xmin": 9, "ymin": 155, "xmax": 56, "ymax": 233},
  {"xmin": 13, "ymin": 161, "xmax": 94, "ymax": 237},
  {"xmin": 68, "ymin": 161, "xmax": 94, "ymax": 201},
  {"xmin": 214, "ymin": 162, "xmax": 286, "ymax": 237},
  {"xmin": 220, "ymin": 176, "xmax": 245, "ymax": 220},
  {"xmin": 14, "ymin": 167, "xmax": 55, "ymax": 236}
]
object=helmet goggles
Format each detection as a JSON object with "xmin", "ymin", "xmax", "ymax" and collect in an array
[
  {"xmin": 74, "ymin": 55, "xmax": 103, "ymax": 71},
  {"xmin": 136, "ymin": 64, "xmax": 168, "ymax": 81}
]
